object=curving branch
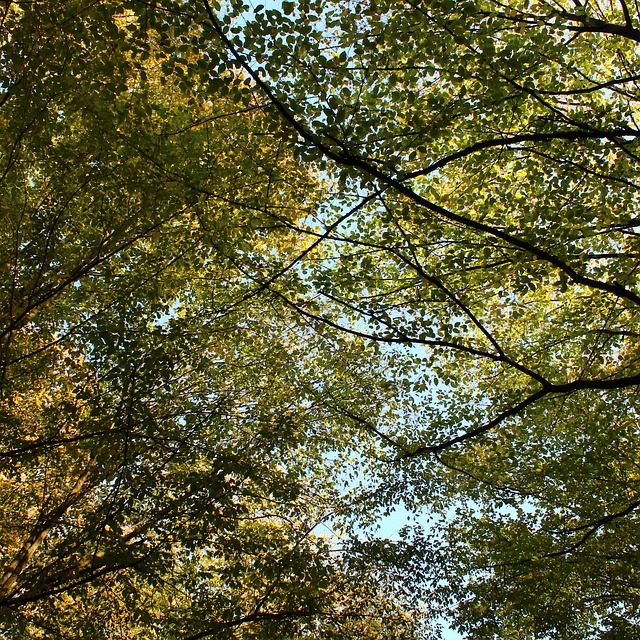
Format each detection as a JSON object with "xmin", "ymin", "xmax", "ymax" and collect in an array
[{"xmin": 201, "ymin": 0, "xmax": 640, "ymax": 308}]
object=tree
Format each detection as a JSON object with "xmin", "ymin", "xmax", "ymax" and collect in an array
[
  {"xmin": 0, "ymin": 2, "xmax": 425, "ymax": 638},
  {"xmin": 204, "ymin": 0, "xmax": 640, "ymax": 637},
  {"xmin": 4, "ymin": 0, "xmax": 640, "ymax": 638}
]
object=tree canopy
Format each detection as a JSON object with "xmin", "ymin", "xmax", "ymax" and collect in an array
[{"xmin": 2, "ymin": 1, "xmax": 640, "ymax": 638}]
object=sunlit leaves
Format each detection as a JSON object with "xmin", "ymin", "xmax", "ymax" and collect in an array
[
  {"xmin": 0, "ymin": 2, "xmax": 427, "ymax": 638},
  {"xmin": 219, "ymin": 1, "xmax": 640, "ymax": 637},
  {"xmin": 4, "ymin": 0, "xmax": 640, "ymax": 637}
]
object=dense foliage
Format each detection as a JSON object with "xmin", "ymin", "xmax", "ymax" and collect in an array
[{"xmin": 2, "ymin": 1, "xmax": 640, "ymax": 638}]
